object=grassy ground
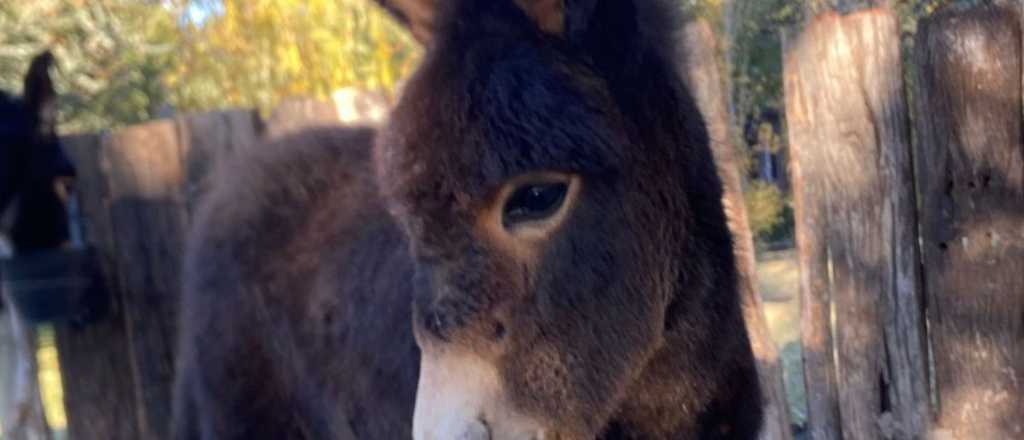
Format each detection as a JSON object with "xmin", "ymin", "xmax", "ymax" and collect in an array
[{"xmin": 755, "ymin": 249, "xmax": 807, "ymax": 429}]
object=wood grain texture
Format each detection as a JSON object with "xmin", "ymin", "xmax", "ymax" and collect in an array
[
  {"xmin": 913, "ymin": 5, "xmax": 1024, "ymax": 438},
  {"xmin": 55, "ymin": 133, "xmax": 140, "ymax": 440},
  {"xmin": 50, "ymin": 105, "xmax": 300, "ymax": 440},
  {"xmin": 101, "ymin": 120, "xmax": 188, "ymax": 440},
  {"xmin": 785, "ymin": 24, "xmax": 842, "ymax": 440},
  {"xmin": 785, "ymin": 8, "xmax": 929, "ymax": 439},
  {"xmin": 679, "ymin": 20, "xmax": 793, "ymax": 440},
  {"xmin": 266, "ymin": 98, "xmax": 341, "ymax": 138}
]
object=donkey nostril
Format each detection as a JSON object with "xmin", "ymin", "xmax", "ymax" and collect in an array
[{"xmin": 459, "ymin": 418, "xmax": 490, "ymax": 440}]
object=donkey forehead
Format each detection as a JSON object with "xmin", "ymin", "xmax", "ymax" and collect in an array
[{"xmin": 380, "ymin": 39, "xmax": 629, "ymax": 211}]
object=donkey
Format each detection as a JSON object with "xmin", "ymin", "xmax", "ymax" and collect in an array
[
  {"xmin": 173, "ymin": 0, "xmax": 763, "ymax": 438},
  {"xmin": 1, "ymin": 51, "xmax": 76, "ymax": 294}
]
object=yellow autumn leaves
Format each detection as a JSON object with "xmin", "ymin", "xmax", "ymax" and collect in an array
[
  {"xmin": 0, "ymin": 0, "xmax": 421, "ymax": 130},
  {"xmin": 167, "ymin": 0, "xmax": 422, "ymax": 115}
]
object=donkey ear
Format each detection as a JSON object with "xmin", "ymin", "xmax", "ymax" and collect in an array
[
  {"xmin": 511, "ymin": 0, "xmax": 604, "ymax": 38},
  {"xmin": 373, "ymin": 0, "xmax": 441, "ymax": 45},
  {"xmin": 513, "ymin": 0, "xmax": 566, "ymax": 35},
  {"xmin": 522, "ymin": 1, "xmax": 639, "ymax": 48},
  {"xmin": 562, "ymin": 0, "xmax": 647, "ymax": 71},
  {"xmin": 23, "ymin": 51, "xmax": 57, "ymax": 138}
]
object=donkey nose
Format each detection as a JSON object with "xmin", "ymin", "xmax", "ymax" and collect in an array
[
  {"xmin": 420, "ymin": 416, "xmax": 490, "ymax": 440},
  {"xmin": 456, "ymin": 419, "xmax": 490, "ymax": 440}
]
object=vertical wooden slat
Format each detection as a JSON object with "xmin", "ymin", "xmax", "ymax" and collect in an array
[
  {"xmin": 850, "ymin": 10, "xmax": 930, "ymax": 440},
  {"xmin": 785, "ymin": 21, "xmax": 843, "ymax": 439},
  {"xmin": 265, "ymin": 98, "xmax": 341, "ymax": 138},
  {"xmin": 102, "ymin": 120, "xmax": 188, "ymax": 440},
  {"xmin": 786, "ymin": 8, "xmax": 929, "ymax": 439},
  {"xmin": 680, "ymin": 20, "xmax": 794, "ymax": 440},
  {"xmin": 56, "ymin": 112, "xmax": 264, "ymax": 440},
  {"xmin": 913, "ymin": 5, "xmax": 1024, "ymax": 438},
  {"xmin": 55, "ymin": 134, "xmax": 140, "ymax": 440}
]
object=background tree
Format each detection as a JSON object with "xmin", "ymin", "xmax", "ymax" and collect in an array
[
  {"xmin": 168, "ymin": 0, "xmax": 421, "ymax": 114},
  {"xmin": 0, "ymin": 0, "xmax": 179, "ymax": 132}
]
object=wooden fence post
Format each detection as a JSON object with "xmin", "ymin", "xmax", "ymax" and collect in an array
[
  {"xmin": 56, "ymin": 134, "xmax": 140, "ymax": 440},
  {"xmin": 912, "ymin": 5, "xmax": 1024, "ymax": 438},
  {"xmin": 785, "ymin": 27, "xmax": 841, "ymax": 437},
  {"xmin": 56, "ymin": 110, "xmax": 264, "ymax": 439},
  {"xmin": 679, "ymin": 20, "xmax": 793, "ymax": 440},
  {"xmin": 785, "ymin": 8, "xmax": 929, "ymax": 439},
  {"xmin": 266, "ymin": 98, "xmax": 343, "ymax": 138},
  {"xmin": 100, "ymin": 120, "xmax": 190, "ymax": 439}
]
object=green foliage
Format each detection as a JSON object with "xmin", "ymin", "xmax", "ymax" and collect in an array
[
  {"xmin": 0, "ymin": 0, "xmax": 988, "ymax": 134},
  {"xmin": 744, "ymin": 180, "xmax": 792, "ymax": 244},
  {"xmin": 0, "ymin": 0, "xmax": 420, "ymax": 129},
  {"xmin": 680, "ymin": 0, "xmax": 726, "ymax": 31},
  {"xmin": 728, "ymin": 0, "xmax": 803, "ymax": 128},
  {"xmin": 0, "ymin": 1, "xmax": 179, "ymax": 132}
]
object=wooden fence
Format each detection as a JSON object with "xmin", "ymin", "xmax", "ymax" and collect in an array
[
  {"xmin": 785, "ymin": 3, "xmax": 1022, "ymax": 439},
  {"xmin": 54, "ymin": 101, "xmax": 352, "ymax": 439}
]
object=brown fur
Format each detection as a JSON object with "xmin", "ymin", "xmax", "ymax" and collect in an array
[
  {"xmin": 174, "ymin": 0, "xmax": 762, "ymax": 438},
  {"xmin": 513, "ymin": 0, "xmax": 564, "ymax": 34},
  {"xmin": 175, "ymin": 128, "xmax": 419, "ymax": 439}
]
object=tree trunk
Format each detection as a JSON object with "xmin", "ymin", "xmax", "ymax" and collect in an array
[
  {"xmin": 785, "ymin": 7, "xmax": 929, "ymax": 440},
  {"xmin": 912, "ymin": 5, "xmax": 1024, "ymax": 438},
  {"xmin": 722, "ymin": 0, "xmax": 748, "ymax": 138},
  {"xmin": 680, "ymin": 20, "xmax": 794, "ymax": 440}
]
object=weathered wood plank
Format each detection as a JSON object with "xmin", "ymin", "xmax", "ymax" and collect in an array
[
  {"xmin": 785, "ymin": 23, "xmax": 842, "ymax": 440},
  {"xmin": 101, "ymin": 121, "xmax": 189, "ymax": 440},
  {"xmin": 54, "ymin": 133, "xmax": 140, "ymax": 440},
  {"xmin": 785, "ymin": 8, "xmax": 929, "ymax": 439},
  {"xmin": 679, "ymin": 20, "xmax": 793, "ymax": 440},
  {"xmin": 265, "ymin": 98, "xmax": 341, "ymax": 138},
  {"xmin": 54, "ymin": 113, "xmax": 263, "ymax": 440},
  {"xmin": 913, "ymin": 5, "xmax": 1024, "ymax": 438}
]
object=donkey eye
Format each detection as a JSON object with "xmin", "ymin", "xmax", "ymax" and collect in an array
[{"xmin": 502, "ymin": 182, "xmax": 568, "ymax": 227}]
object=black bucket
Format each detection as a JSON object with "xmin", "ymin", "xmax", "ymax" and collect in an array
[{"xmin": 1, "ymin": 246, "xmax": 107, "ymax": 325}]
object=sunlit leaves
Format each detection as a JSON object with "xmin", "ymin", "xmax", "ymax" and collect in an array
[
  {"xmin": 168, "ymin": 0, "xmax": 421, "ymax": 115},
  {"xmin": 0, "ymin": 0, "xmax": 179, "ymax": 132}
]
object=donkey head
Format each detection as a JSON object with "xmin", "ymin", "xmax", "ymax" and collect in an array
[
  {"xmin": 1, "ymin": 51, "xmax": 76, "ymax": 254},
  {"xmin": 374, "ymin": 1, "xmax": 732, "ymax": 438}
]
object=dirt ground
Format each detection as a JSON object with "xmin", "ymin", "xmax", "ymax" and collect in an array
[{"xmin": 756, "ymin": 249, "xmax": 807, "ymax": 429}]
